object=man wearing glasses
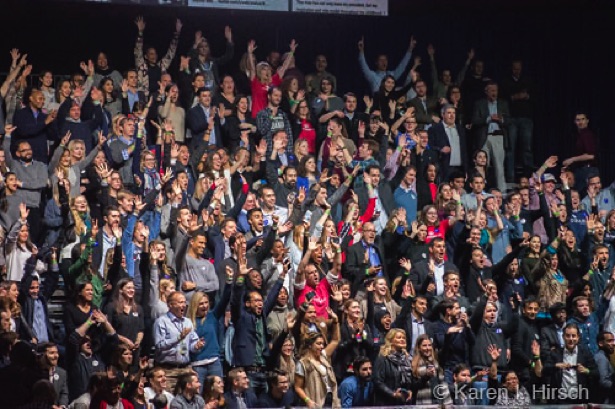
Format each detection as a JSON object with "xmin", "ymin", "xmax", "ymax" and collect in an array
[{"xmin": 3, "ymin": 124, "xmax": 48, "ymax": 244}]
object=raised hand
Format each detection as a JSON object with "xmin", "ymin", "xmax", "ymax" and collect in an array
[
  {"xmin": 91, "ymin": 219, "xmax": 99, "ymax": 238},
  {"xmin": 175, "ymin": 18, "xmax": 183, "ymax": 33},
  {"xmin": 135, "ymin": 16, "xmax": 146, "ymax": 32},
  {"xmin": 10, "ymin": 48, "xmax": 20, "ymax": 63},
  {"xmin": 289, "ymin": 39, "xmax": 298, "ymax": 53},
  {"xmin": 544, "ymin": 155, "xmax": 558, "ymax": 168},
  {"xmin": 409, "ymin": 35, "xmax": 417, "ymax": 50},
  {"xmin": 357, "ymin": 36, "xmax": 365, "ymax": 52},
  {"xmin": 179, "ymin": 56, "xmax": 190, "ymax": 72},
  {"xmin": 19, "ymin": 202, "xmax": 29, "ymax": 221},
  {"xmin": 286, "ymin": 312, "xmax": 296, "ymax": 330},
  {"xmin": 247, "ymin": 40, "xmax": 257, "ymax": 54},
  {"xmin": 4, "ymin": 124, "xmax": 17, "ymax": 136},
  {"xmin": 134, "ymin": 195, "xmax": 146, "ymax": 212},
  {"xmin": 399, "ymin": 258, "xmax": 412, "ymax": 272},
  {"xmin": 60, "ymin": 131, "xmax": 71, "ymax": 147},
  {"xmin": 162, "ymin": 167, "xmax": 173, "ymax": 185},
  {"xmin": 97, "ymin": 131, "xmax": 107, "ymax": 148},
  {"xmin": 194, "ymin": 30, "xmax": 203, "ymax": 45},
  {"xmin": 121, "ymin": 79, "xmax": 129, "ymax": 93},
  {"xmin": 487, "ymin": 344, "xmax": 501, "ymax": 362},
  {"xmin": 363, "ymin": 95, "xmax": 372, "ymax": 109},
  {"xmin": 224, "ymin": 26, "xmax": 232, "ymax": 42},
  {"xmin": 112, "ymin": 226, "xmax": 123, "ymax": 240}
]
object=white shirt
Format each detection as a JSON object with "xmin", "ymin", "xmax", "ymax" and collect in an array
[{"xmin": 562, "ymin": 346, "xmax": 578, "ymax": 390}]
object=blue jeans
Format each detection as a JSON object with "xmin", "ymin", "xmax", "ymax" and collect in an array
[
  {"xmin": 193, "ymin": 359, "xmax": 224, "ymax": 394},
  {"xmin": 506, "ymin": 117, "xmax": 534, "ymax": 180}
]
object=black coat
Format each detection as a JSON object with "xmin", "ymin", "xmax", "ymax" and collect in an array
[
  {"xmin": 542, "ymin": 344, "xmax": 597, "ymax": 402},
  {"xmin": 345, "ymin": 240, "xmax": 387, "ymax": 295},
  {"xmin": 373, "ymin": 354, "xmax": 415, "ymax": 406}
]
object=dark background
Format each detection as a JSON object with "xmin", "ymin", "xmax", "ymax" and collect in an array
[{"xmin": 3, "ymin": 0, "xmax": 614, "ymax": 182}]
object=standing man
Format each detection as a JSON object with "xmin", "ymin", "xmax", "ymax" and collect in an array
[
  {"xmin": 501, "ymin": 60, "xmax": 534, "ymax": 181},
  {"xmin": 543, "ymin": 323, "xmax": 597, "ymax": 404},
  {"xmin": 3, "ymin": 125, "xmax": 48, "ymax": 244},
  {"xmin": 428, "ymin": 104, "xmax": 468, "ymax": 180},
  {"xmin": 153, "ymin": 291, "xmax": 205, "ymax": 391},
  {"xmin": 256, "ymin": 87, "xmax": 294, "ymax": 158},
  {"xmin": 408, "ymin": 80, "xmax": 439, "ymax": 129},
  {"xmin": 188, "ymin": 27, "xmax": 234, "ymax": 92},
  {"xmin": 134, "ymin": 16, "xmax": 182, "ymax": 95},
  {"xmin": 306, "ymin": 54, "xmax": 337, "ymax": 95},
  {"xmin": 472, "ymin": 81, "xmax": 510, "ymax": 192},
  {"xmin": 358, "ymin": 36, "xmax": 416, "ymax": 94},
  {"xmin": 12, "ymin": 89, "xmax": 57, "ymax": 163},
  {"xmin": 186, "ymin": 87, "xmax": 224, "ymax": 149}
]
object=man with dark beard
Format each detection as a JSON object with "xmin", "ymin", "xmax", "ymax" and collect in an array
[{"xmin": 338, "ymin": 356, "xmax": 374, "ymax": 407}]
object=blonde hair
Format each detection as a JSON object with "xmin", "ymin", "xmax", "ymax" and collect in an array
[
  {"xmin": 379, "ymin": 328, "xmax": 408, "ymax": 357},
  {"xmin": 70, "ymin": 196, "xmax": 90, "ymax": 238},
  {"xmin": 159, "ymin": 279, "xmax": 175, "ymax": 302},
  {"xmin": 187, "ymin": 291, "xmax": 208, "ymax": 327}
]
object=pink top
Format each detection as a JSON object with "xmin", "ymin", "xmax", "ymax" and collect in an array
[{"xmin": 251, "ymin": 74, "xmax": 282, "ymax": 118}]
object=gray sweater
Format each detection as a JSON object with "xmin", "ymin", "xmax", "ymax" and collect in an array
[
  {"xmin": 175, "ymin": 229, "xmax": 219, "ymax": 295},
  {"xmin": 109, "ymin": 138, "xmax": 135, "ymax": 185},
  {"xmin": 3, "ymin": 135, "xmax": 48, "ymax": 208}
]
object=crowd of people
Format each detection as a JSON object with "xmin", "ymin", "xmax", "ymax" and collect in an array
[{"xmin": 0, "ymin": 13, "xmax": 613, "ymax": 409}]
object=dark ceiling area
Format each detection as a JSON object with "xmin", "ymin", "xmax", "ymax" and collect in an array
[{"xmin": 2, "ymin": 0, "xmax": 613, "ymax": 180}]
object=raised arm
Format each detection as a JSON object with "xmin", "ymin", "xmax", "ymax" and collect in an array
[{"xmin": 277, "ymin": 39, "xmax": 298, "ymax": 78}]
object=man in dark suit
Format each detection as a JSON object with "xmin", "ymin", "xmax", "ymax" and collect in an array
[
  {"xmin": 12, "ymin": 89, "xmax": 57, "ymax": 163},
  {"xmin": 540, "ymin": 302, "xmax": 567, "ymax": 356},
  {"xmin": 224, "ymin": 368, "xmax": 259, "ymax": 409},
  {"xmin": 231, "ymin": 265, "xmax": 285, "ymax": 395},
  {"xmin": 428, "ymin": 104, "xmax": 468, "ymax": 181},
  {"xmin": 471, "ymin": 81, "xmax": 510, "ymax": 192},
  {"xmin": 345, "ymin": 222, "xmax": 387, "ymax": 294},
  {"xmin": 542, "ymin": 323, "xmax": 597, "ymax": 403},
  {"xmin": 408, "ymin": 80, "xmax": 439, "ymax": 128},
  {"xmin": 354, "ymin": 165, "xmax": 395, "ymax": 235},
  {"xmin": 187, "ymin": 87, "xmax": 224, "ymax": 149},
  {"xmin": 409, "ymin": 237, "xmax": 458, "ymax": 297}
]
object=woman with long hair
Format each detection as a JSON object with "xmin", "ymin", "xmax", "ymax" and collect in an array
[
  {"xmin": 531, "ymin": 236, "xmax": 568, "ymax": 316},
  {"xmin": 0, "ymin": 172, "xmax": 25, "ymax": 231},
  {"xmin": 334, "ymin": 298, "xmax": 374, "ymax": 380},
  {"xmin": 373, "ymin": 74, "xmax": 412, "ymax": 121},
  {"xmin": 296, "ymin": 154, "xmax": 319, "ymax": 191},
  {"xmin": 104, "ymin": 278, "xmax": 144, "ymax": 356},
  {"xmin": 360, "ymin": 277, "xmax": 401, "ymax": 323},
  {"xmin": 158, "ymin": 83, "xmax": 186, "ymax": 142},
  {"xmin": 467, "ymin": 150, "xmax": 491, "ymax": 190},
  {"xmin": 186, "ymin": 269, "xmax": 232, "ymax": 390},
  {"xmin": 421, "ymin": 197, "xmax": 463, "ymax": 244},
  {"xmin": 520, "ymin": 235, "xmax": 542, "ymax": 295},
  {"xmin": 213, "ymin": 74, "xmax": 237, "ymax": 117},
  {"xmin": 280, "ymin": 76, "xmax": 304, "ymax": 116},
  {"xmin": 109, "ymin": 344, "xmax": 137, "ymax": 384},
  {"xmin": 203, "ymin": 375, "xmax": 225, "ymax": 409},
  {"xmin": 373, "ymin": 328, "xmax": 414, "ymax": 406},
  {"xmin": 39, "ymin": 70, "xmax": 56, "ymax": 110},
  {"xmin": 292, "ymin": 100, "xmax": 317, "ymax": 155},
  {"xmin": 223, "ymin": 95, "xmax": 255, "ymax": 152},
  {"xmin": 317, "ymin": 117, "xmax": 353, "ymax": 172},
  {"xmin": 294, "ymin": 310, "xmax": 341, "ymax": 409},
  {"xmin": 6, "ymin": 203, "xmax": 36, "ymax": 282},
  {"xmin": 63, "ymin": 282, "xmax": 101, "ymax": 339},
  {"xmin": 410, "ymin": 334, "xmax": 452, "ymax": 405},
  {"xmin": 140, "ymin": 240, "xmax": 175, "ymax": 321},
  {"xmin": 55, "ymin": 79, "xmax": 73, "ymax": 107},
  {"xmin": 99, "ymin": 77, "xmax": 122, "ymax": 117},
  {"xmin": 49, "ymin": 132, "xmax": 105, "ymax": 198}
]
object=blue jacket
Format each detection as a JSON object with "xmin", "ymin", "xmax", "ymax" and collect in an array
[
  {"xmin": 231, "ymin": 278, "xmax": 283, "ymax": 367},
  {"xmin": 191, "ymin": 283, "xmax": 231, "ymax": 362},
  {"xmin": 568, "ymin": 313, "xmax": 600, "ymax": 354},
  {"xmin": 338, "ymin": 375, "xmax": 374, "ymax": 408}
]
